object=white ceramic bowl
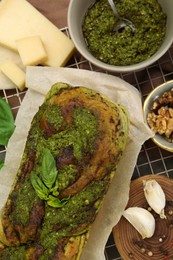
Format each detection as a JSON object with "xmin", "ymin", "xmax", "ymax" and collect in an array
[
  {"xmin": 68, "ymin": 0, "xmax": 173, "ymax": 73},
  {"xmin": 143, "ymin": 80, "xmax": 173, "ymax": 152}
]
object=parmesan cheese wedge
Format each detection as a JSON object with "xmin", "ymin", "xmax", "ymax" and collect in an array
[
  {"xmin": 0, "ymin": 45, "xmax": 25, "ymax": 89},
  {"xmin": 0, "ymin": 0, "xmax": 75, "ymax": 67},
  {"xmin": 0, "ymin": 60, "xmax": 25, "ymax": 91},
  {"xmin": 16, "ymin": 35, "xmax": 47, "ymax": 66}
]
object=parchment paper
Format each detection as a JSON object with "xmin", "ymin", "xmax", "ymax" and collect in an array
[{"xmin": 0, "ymin": 66, "xmax": 153, "ymax": 259}]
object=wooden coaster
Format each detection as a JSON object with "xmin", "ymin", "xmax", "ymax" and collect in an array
[{"xmin": 113, "ymin": 175, "xmax": 173, "ymax": 260}]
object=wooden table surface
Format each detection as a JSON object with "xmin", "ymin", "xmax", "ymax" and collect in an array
[{"xmin": 0, "ymin": 1, "xmax": 173, "ymax": 259}]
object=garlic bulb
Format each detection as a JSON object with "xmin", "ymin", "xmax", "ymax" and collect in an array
[
  {"xmin": 143, "ymin": 179, "xmax": 166, "ymax": 219},
  {"xmin": 123, "ymin": 207, "xmax": 155, "ymax": 239}
]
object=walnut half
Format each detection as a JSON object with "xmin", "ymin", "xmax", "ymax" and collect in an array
[{"xmin": 147, "ymin": 89, "xmax": 173, "ymax": 142}]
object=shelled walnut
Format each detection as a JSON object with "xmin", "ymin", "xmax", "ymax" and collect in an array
[{"xmin": 147, "ymin": 88, "xmax": 173, "ymax": 142}]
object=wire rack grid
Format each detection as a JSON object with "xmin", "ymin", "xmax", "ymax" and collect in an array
[{"xmin": 0, "ymin": 27, "xmax": 173, "ymax": 260}]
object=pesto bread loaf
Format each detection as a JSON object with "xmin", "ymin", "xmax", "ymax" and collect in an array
[{"xmin": 0, "ymin": 83, "xmax": 129, "ymax": 259}]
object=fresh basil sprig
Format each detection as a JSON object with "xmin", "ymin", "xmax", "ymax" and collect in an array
[
  {"xmin": 30, "ymin": 174, "xmax": 49, "ymax": 200},
  {"xmin": 47, "ymin": 195, "xmax": 70, "ymax": 208},
  {"xmin": 0, "ymin": 97, "xmax": 15, "ymax": 146},
  {"xmin": 42, "ymin": 148, "xmax": 57, "ymax": 189},
  {"xmin": 31, "ymin": 148, "xmax": 70, "ymax": 208}
]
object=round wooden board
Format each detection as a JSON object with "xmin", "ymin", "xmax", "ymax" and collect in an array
[{"xmin": 113, "ymin": 175, "xmax": 173, "ymax": 260}]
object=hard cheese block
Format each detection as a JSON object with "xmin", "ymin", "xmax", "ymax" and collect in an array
[
  {"xmin": 16, "ymin": 35, "xmax": 47, "ymax": 66},
  {"xmin": 0, "ymin": 0, "xmax": 75, "ymax": 67},
  {"xmin": 0, "ymin": 60, "xmax": 25, "ymax": 91}
]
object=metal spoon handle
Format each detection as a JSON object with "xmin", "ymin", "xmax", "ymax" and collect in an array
[
  {"xmin": 107, "ymin": 0, "xmax": 120, "ymax": 20},
  {"xmin": 107, "ymin": 0, "xmax": 135, "ymax": 33}
]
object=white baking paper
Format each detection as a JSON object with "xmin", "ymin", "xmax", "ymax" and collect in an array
[{"xmin": 0, "ymin": 66, "xmax": 153, "ymax": 259}]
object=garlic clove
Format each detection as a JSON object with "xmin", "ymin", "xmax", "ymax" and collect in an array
[
  {"xmin": 123, "ymin": 207, "xmax": 155, "ymax": 239},
  {"xmin": 143, "ymin": 179, "xmax": 166, "ymax": 219}
]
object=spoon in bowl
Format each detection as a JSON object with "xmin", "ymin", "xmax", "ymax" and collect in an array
[{"xmin": 107, "ymin": 0, "xmax": 135, "ymax": 33}]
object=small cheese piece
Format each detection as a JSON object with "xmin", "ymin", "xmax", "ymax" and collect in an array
[
  {"xmin": 0, "ymin": 45, "xmax": 25, "ymax": 90},
  {"xmin": 16, "ymin": 35, "xmax": 47, "ymax": 66},
  {"xmin": 0, "ymin": 60, "xmax": 25, "ymax": 91},
  {"xmin": 0, "ymin": 0, "xmax": 75, "ymax": 67}
]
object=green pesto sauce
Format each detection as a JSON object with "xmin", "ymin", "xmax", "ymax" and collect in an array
[
  {"xmin": 44, "ymin": 104, "xmax": 64, "ymax": 131},
  {"xmin": 1, "ymin": 246, "xmax": 26, "ymax": 260},
  {"xmin": 39, "ymin": 179, "xmax": 107, "ymax": 259},
  {"xmin": 36, "ymin": 106, "xmax": 98, "ymax": 161},
  {"xmin": 2, "ymin": 180, "xmax": 107, "ymax": 260},
  {"xmin": 82, "ymin": 0, "xmax": 167, "ymax": 66},
  {"xmin": 6, "ymin": 104, "xmax": 98, "ymax": 260},
  {"xmin": 9, "ymin": 177, "xmax": 39, "ymax": 226},
  {"xmin": 58, "ymin": 165, "xmax": 78, "ymax": 191}
]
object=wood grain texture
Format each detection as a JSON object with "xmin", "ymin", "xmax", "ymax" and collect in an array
[{"xmin": 113, "ymin": 175, "xmax": 173, "ymax": 260}]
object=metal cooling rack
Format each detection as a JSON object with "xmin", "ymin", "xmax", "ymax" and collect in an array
[{"xmin": 0, "ymin": 27, "xmax": 173, "ymax": 260}]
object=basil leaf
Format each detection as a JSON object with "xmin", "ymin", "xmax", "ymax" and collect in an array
[
  {"xmin": 0, "ymin": 160, "xmax": 4, "ymax": 170},
  {"xmin": 47, "ymin": 195, "xmax": 69, "ymax": 208},
  {"xmin": 50, "ymin": 179, "xmax": 59, "ymax": 196},
  {"xmin": 30, "ymin": 149, "xmax": 70, "ymax": 208},
  {"xmin": 0, "ymin": 97, "xmax": 15, "ymax": 146},
  {"xmin": 51, "ymin": 190, "xmax": 59, "ymax": 197},
  {"xmin": 42, "ymin": 148, "xmax": 57, "ymax": 189},
  {"xmin": 30, "ymin": 173, "xmax": 49, "ymax": 200}
]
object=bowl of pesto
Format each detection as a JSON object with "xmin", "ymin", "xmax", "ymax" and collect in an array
[{"xmin": 68, "ymin": 0, "xmax": 173, "ymax": 72}]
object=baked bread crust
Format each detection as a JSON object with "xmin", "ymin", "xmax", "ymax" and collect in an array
[{"xmin": 0, "ymin": 83, "xmax": 129, "ymax": 259}]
